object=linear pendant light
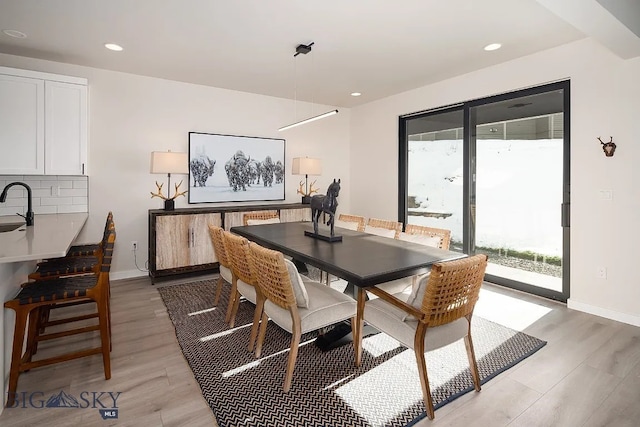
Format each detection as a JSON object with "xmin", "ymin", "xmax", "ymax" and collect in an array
[
  {"xmin": 278, "ymin": 42, "xmax": 338, "ymax": 132},
  {"xmin": 278, "ymin": 109, "xmax": 338, "ymax": 132}
]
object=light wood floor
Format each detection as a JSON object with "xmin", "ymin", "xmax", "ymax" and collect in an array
[{"xmin": 1, "ymin": 275, "xmax": 639, "ymax": 426}]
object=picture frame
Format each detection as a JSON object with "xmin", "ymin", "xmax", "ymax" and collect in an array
[{"xmin": 188, "ymin": 132, "xmax": 285, "ymax": 203}]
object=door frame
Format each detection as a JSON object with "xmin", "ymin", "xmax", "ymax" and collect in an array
[{"xmin": 398, "ymin": 81, "xmax": 570, "ymax": 302}]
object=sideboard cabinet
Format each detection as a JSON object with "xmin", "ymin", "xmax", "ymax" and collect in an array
[{"xmin": 149, "ymin": 203, "xmax": 311, "ymax": 281}]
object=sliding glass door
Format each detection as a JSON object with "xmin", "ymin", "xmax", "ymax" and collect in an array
[
  {"xmin": 402, "ymin": 107, "xmax": 465, "ymax": 252},
  {"xmin": 399, "ymin": 81, "xmax": 570, "ymax": 301}
]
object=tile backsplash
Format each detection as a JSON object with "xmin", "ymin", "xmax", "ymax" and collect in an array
[{"xmin": 0, "ymin": 175, "xmax": 88, "ymax": 216}]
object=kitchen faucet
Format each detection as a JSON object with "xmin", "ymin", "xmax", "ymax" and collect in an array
[{"xmin": 0, "ymin": 182, "xmax": 34, "ymax": 226}]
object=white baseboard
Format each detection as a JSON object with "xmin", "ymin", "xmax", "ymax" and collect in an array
[
  {"xmin": 111, "ymin": 269, "xmax": 148, "ymax": 281},
  {"xmin": 567, "ymin": 298, "xmax": 640, "ymax": 327}
]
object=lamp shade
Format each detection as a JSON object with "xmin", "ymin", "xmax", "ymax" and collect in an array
[
  {"xmin": 150, "ymin": 151, "xmax": 188, "ymax": 174},
  {"xmin": 292, "ymin": 157, "xmax": 322, "ymax": 176}
]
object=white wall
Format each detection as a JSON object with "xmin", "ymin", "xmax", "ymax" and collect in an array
[
  {"xmin": 350, "ymin": 38, "xmax": 640, "ymax": 325},
  {"xmin": 0, "ymin": 53, "xmax": 352, "ymax": 280}
]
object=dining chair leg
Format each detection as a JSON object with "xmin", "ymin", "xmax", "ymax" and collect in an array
[
  {"xmin": 414, "ymin": 323, "xmax": 435, "ymax": 420},
  {"xmin": 225, "ymin": 277, "xmax": 239, "ymax": 324},
  {"xmin": 228, "ymin": 290, "xmax": 242, "ymax": 328},
  {"xmin": 354, "ymin": 288, "xmax": 366, "ymax": 367},
  {"xmin": 254, "ymin": 312, "xmax": 269, "ymax": 358},
  {"xmin": 214, "ymin": 276, "xmax": 224, "ymax": 306},
  {"xmin": 283, "ymin": 320, "xmax": 302, "ymax": 393},
  {"xmin": 248, "ymin": 294, "xmax": 265, "ymax": 353},
  {"xmin": 465, "ymin": 331, "xmax": 481, "ymax": 391}
]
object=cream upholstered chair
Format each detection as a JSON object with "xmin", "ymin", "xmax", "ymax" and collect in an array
[
  {"xmin": 402, "ymin": 224, "xmax": 452, "ymax": 250},
  {"xmin": 208, "ymin": 225, "xmax": 234, "ymax": 311},
  {"xmin": 335, "ymin": 214, "xmax": 366, "ymax": 232},
  {"xmin": 222, "ymin": 231, "xmax": 262, "ymax": 352},
  {"xmin": 360, "ymin": 254, "xmax": 488, "ymax": 420},
  {"xmin": 377, "ymin": 224, "xmax": 453, "ymax": 294},
  {"xmin": 248, "ymin": 242, "xmax": 357, "ymax": 392},
  {"xmin": 243, "ymin": 210, "xmax": 298, "ymax": 263},
  {"xmin": 364, "ymin": 217, "xmax": 403, "ymax": 239},
  {"xmin": 243, "ymin": 210, "xmax": 280, "ymax": 225}
]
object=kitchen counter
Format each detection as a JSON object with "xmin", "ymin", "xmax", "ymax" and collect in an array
[{"xmin": 0, "ymin": 213, "xmax": 88, "ymax": 263}]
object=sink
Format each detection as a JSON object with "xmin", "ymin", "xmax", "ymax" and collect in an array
[{"xmin": 0, "ymin": 223, "xmax": 25, "ymax": 233}]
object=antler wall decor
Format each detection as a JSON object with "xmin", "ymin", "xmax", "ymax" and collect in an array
[{"xmin": 598, "ymin": 136, "xmax": 617, "ymax": 157}]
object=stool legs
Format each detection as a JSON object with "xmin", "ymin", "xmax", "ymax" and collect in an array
[
  {"xmin": 4, "ymin": 293, "xmax": 112, "ymax": 407},
  {"xmin": 6, "ymin": 304, "xmax": 30, "ymax": 407},
  {"xmin": 97, "ymin": 289, "xmax": 111, "ymax": 379}
]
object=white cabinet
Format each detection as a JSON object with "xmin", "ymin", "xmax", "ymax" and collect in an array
[
  {"xmin": 0, "ymin": 73, "xmax": 44, "ymax": 174},
  {"xmin": 45, "ymin": 81, "xmax": 88, "ymax": 175},
  {"xmin": 0, "ymin": 67, "xmax": 88, "ymax": 175}
]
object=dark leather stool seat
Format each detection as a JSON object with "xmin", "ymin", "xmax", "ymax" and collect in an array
[
  {"xmin": 66, "ymin": 243, "xmax": 101, "ymax": 257},
  {"xmin": 31, "ymin": 256, "xmax": 98, "ymax": 278},
  {"xmin": 29, "ymin": 212, "xmax": 114, "ymax": 281}
]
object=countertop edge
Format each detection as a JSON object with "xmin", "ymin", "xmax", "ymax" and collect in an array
[{"xmin": 0, "ymin": 213, "xmax": 88, "ymax": 263}]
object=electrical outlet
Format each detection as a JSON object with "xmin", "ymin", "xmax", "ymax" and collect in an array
[
  {"xmin": 597, "ymin": 266, "xmax": 607, "ymax": 279},
  {"xmin": 131, "ymin": 241, "xmax": 138, "ymax": 251}
]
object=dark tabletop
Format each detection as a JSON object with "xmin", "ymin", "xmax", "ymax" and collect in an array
[{"xmin": 231, "ymin": 222, "xmax": 464, "ymax": 287}]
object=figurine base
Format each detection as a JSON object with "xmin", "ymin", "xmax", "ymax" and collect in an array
[
  {"xmin": 164, "ymin": 199, "xmax": 175, "ymax": 211},
  {"xmin": 301, "ymin": 196, "xmax": 311, "ymax": 204},
  {"xmin": 304, "ymin": 230, "xmax": 343, "ymax": 242}
]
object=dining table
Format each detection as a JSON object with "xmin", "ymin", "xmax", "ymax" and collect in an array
[{"xmin": 230, "ymin": 221, "xmax": 465, "ymax": 365}]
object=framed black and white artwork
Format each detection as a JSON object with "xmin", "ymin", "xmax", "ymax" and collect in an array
[{"xmin": 188, "ymin": 132, "xmax": 285, "ymax": 203}]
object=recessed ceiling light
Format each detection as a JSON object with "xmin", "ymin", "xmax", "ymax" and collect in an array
[
  {"xmin": 484, "ymin": 43, "xmax": 502, "ymax": 51},
  {"xmin": 3, "ymin": 29, "xmax": 27, "ymax": 39},
  {"xmin": 351, "ymin": 92, "xmax": 361, "ymax": 97},
  {"xmin": 104, "ymin": 43, "xmax": 123, "ymax": 51}
]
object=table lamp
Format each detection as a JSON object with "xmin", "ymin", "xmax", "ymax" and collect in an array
[
  {"xmin": 150, "ymin": 150, "xmax": 189, "ymax": 210},
  {"xmin": 292, "ymin": 157, "xmax": 321, "ymax": 204}
]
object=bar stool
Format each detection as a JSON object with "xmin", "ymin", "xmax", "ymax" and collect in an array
[
  {"xmin": 4, "ymin": 226, "xmax": 115, "ymax": 407},
  {"xmin": 65, "ymin": 211, "xmax": 114, "ymax": 257},
  {"xmin": 28, "ymin": 213, "xmax": 114, "ymax": 281}
]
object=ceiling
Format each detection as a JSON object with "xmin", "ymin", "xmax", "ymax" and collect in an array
[{"xmin": 0, "ymin": 0, "xmax": 638, "ymax": 108}]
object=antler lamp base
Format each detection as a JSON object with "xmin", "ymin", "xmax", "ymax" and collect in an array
[{"xmin": 164, "ymin": 199, "xmax": 175, "ymax": 211}]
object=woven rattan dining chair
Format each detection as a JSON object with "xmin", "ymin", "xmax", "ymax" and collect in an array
[
  {"xmin": 359, "ymin": 254, "xmax": 488, "ymax": 420},
  {"xmin": 223, "ymin": 231, "xmax": 262, "ymax": 351},
  {"xmin": 365, "ymin": 217, "xmax": 403, "ymax": 239},
  {"xmin": 243, "ymin": 210, "xmax": 280, "ymax": 225},
  {"xmin": 248, "ymin": 242, "xmax": 357, "ymax": 392},
  {"xmin": 208, "ymin": 225, "xmax": 233, "ymax": 311},
  {"xmin": 404, "ymin": 224, "xmax": 452, "ymax": 250},
  {"xmin": 4, "ymin": 225, "xmax": 116, "ymax": 407},
  {"xmin": 335, "ymin": 214, "xmax": 366, "ymax": 232},
  {"xmin": 376, "ymin": 224, "xmax": 454, "ymax": 294}
]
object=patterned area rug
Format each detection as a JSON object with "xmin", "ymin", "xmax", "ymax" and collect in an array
[{"xmin": 158, "ymin": 279, "xmax": 546, "ymax": 427}]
